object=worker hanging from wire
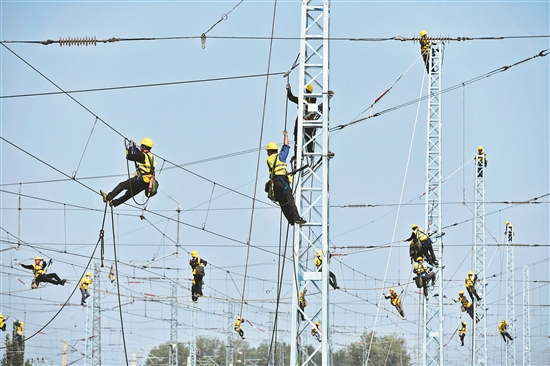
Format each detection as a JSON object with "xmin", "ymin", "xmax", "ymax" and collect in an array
[
  {"xmin": 299, "ymin": 290, "xmax": 307, "ymax": 321},
  {"xmin": 311, "ymin": 321, "xmax": 322, "ymax": 342},
  {"xmin": 498, "ymin": 319, "xmax": 514, "ymax": 343},
  {"xmin": 452, "ymin": 290, "xmax": 480, "ymax": 323},
  {"xmin": 403, "ymin": 224, "xmax": 438, "ymax": 266},
  {"xmin": 189, "ymin": 250, "xmax": 207, "ymax": 303},
  {"xmin": 234, "ymin": 316, "xmax": 245, "ymax": 340},
  {"xmin": 0, "ymin": 313, "xmax": 8, "ymax": 332},
  {"xmin": 459, "ymin": 321, "xmax": 467, "ymax": 346},
  {"xmin": 13, "ymin": 319, "xmax": 24, "ymax": 347},
  {"xmin": 419, "ymin": 30, "xmax": 433, "ymax": 74},
  {"xmin": 265, "ymin": 130, "xmax": 306, "ymax": 226},
  {"xmin": 314, "ymin": 250, "xmax": 340, "ymax": 290},
  {"xmin": 412, "ymin": 257, "xmax": 436, "ymax": 301},
  {"xmin": 80, "ymin": 272, "xmax": 93, "ymax": 306},
  {"xmin": 465, "ymin": 271, "xmax": 482, "ymax": 302},
  {"xmin": 108, "ymin": 263, "xmax": 116, "ymax": 283},
  {"xmin": 383, "ymin": 288, "xmax": 406, "ymax": 320},
  {"xmin": 100, "ymin": 137, "xmax": 158, "ymax": 207},
  {"xmin": 476, "ymin": 146, "xmax": 488, "ymax": 178},
  {"xmin": 18, "ymin": 256, "xmax": 66, "ymax": 288}
]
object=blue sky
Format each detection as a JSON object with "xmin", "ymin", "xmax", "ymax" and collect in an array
[{"xmin": 1, "ymin": 1, "xmax": 549, "ymax": 365}]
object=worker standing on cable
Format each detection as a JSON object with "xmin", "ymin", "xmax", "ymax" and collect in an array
[
  {"xmin": 384, "ymin": 288, "xmax": 406, "ymax": 320},
  {"xmin": 404, "ymin": 224, "xmax": 438, "ymax": 266},
  {"xmin": 100, "ymin": 138, "xmax": 157, "ymax": 207},
  {"xmin": 465, "ymin": 271, "xmax": 482, "ymax": 302},
  {"xmin": 19, "ymin": 256, "xmax": 66, "ymax": 288},
  {"xmin": 420, "ymin": 30, "xmax": 431, "ymax": 73},
  {"xmin": 266, "ymin": 130, "xmax": 306, "ymax": 226},
  {"xmin": 476, "ymin": 146, "xmax": 488, "ymax": 177},
  {"xmin": 413, "ymin": 257, "xmax": 436, "ymax": 300},
  {"xmin": 498, "ymin": 319, "xmax": 514, "ymax": 343},
  {"xmin": 314, "ymin": 250, "xmax": 340, "ymax": 290},
  {"xmin": 234, "ymin": 316, "xmax": 245, "ymax": 340},
  {"xmin": 189, "ymin": 250, "xmax": 207, "ymax": 303},
  {"xmin": 80, "ymin": 272, "xmax": 93, "ymax": 306},
  {"xmin": 459, "ymin": 321, "xmax": 467, "ymax": 346}
]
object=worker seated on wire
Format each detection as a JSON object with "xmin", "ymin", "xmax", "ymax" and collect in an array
[
  {"xmin": 465, "ymin": 271, "xmax": 482, "ymax": 302},
  {"xmin": 452, "ymin": 290, "xmax": 480, "ymax": 322},
  {"xmin": 19, "ymin": 256, "xmax": 66, "ymax": 288},
  {"xmin": 498, "ymin": 319, "xmax": 513, "ymax": 343},
  {"xmin": 383, "ymin": 288, "xmax": 406, "ymax": 320},
  {"xmin": 314, "ymin": 250, "xmax": 340, "ymax": 290},
  {"xmin": 13, "ymin": 319, "xmax": 24, "ymax": 346},
  {"xmin": 459, "ymin": 321, "xmax": 467, "ymax": 346},
  {"xmin": 189, "ymin": 250, "xmax": 207, "ymax": 303},
  {"xmin": 311, "ymin": 321, "xmax": 322, "ymax": 342},
  {"xmin": 404, "ymin": 224, "xmax": 438, "ymax": 266},
  {"xmin": 299, "ymin": 290, "xmax": 307, "ymax": 321},
  {"xmin": 100, "ymin": 138, "xmax": 157, "ymax": 207},
  {"xmin": 266, "ymin": 130, "xmax": 306, "ymax": 226},
  {"xmin": 80, "ymin": 272, "xmax": 93, "ymax": 306},
  {"xmin": 412, "ymin": 257, "xmax": 435, "ymax": 300},
  {"xmin": 0, "ymin": 313, "xmax": 9, "ymax": 332},
  {"xmin": 234, "ymin": 316, "xmax": 245, "ymax": 340},
  {"xmin": 476, "ymin": 146, "xmax": 488, "ymax": 178}
]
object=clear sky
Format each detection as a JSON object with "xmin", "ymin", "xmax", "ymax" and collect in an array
[{"xmin": 1, "ymin": 0, "xmax": 549, "ymax": 365}]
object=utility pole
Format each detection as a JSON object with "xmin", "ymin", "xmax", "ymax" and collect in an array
[
  {"xmin": 86, "ymin": 261, "xmax": 101, "ymax": 366},
  {"xmin": 473, "ymin": 147, "xmax": 488, "ymax": 365},
  {"xmin": 523, "ymin": 266, "xmax": 531, "ymax": 366},
  {"xmin": 423, "ymin": 39, "xmax": 444, "ymax": 366},
  {"xmin": 505, "ymin": 221, "xmax": 516, "ymax": 366},
  {"xmin": 290, "ymin": 0, "xmax": 331, "ymax": 365}
]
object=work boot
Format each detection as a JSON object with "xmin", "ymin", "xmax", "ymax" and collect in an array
[
  {"xmin": 61, "ymin": 279, "xmax": 67, "ymax": 286},
  {"xmin": 295, "ymin": 218, "xmax": 307, "ymax": 225},
  {"xmin": 402, "ymin": 316, "xmax": 406, "ymax": 320},
  {"xmin": 100, "ymin": 190, "xmax": 108, "ymax": 203}
]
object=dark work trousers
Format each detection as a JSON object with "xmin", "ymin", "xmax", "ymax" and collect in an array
[
  {"xmin": 80, "ymin": 288, "xmax": 90, "ymax": 304},
  {"xmin": 420, "ymin": 240, "xmax": 437, "ymax": 265},
  {"xmin": 467, "ymin": 287, "xmax": 481, "ymax": 302},
  {"xmin": 108, "ymin": 176, "xmax": 148, "ymax": 207},
  {"xmin": 329, "ymin": 271, "xmax": 339, "ymax": 289},
  {"xmin": 36, "ymin": 273, "xmax": 63, "ymax": 286},
  {"xmin": 501, "ymin": 331, "xmax": 513, "ymax": 342},
  {"xmin": 420, "ymin": 272, "xmax": 436, "ymax": 297},
  {"xmin": 394, "ymin": 303, "xmax": 405, "ymax": 318},
  {"xmin": 459, "ymin": 332, "xmax": 465, "ymax": 346},
  {"xmin": 273, "ymin": 177, "xmax": 301, "ymax": 225}
]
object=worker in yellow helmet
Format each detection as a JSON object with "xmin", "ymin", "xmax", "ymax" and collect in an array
[
  {"xmin": 404, "ymin": 224, "xmax": 438, "ymax": 266},
  {"xmin": 498, "ymin": 319, "xmax": 514, "ymax": 343},
  {"xmin": 189, "ymin": 250, "xmax": 208, "ymax": 303},
  {"xmin": 476, "ymin": 146, "xmax": 488, "ymax": 177},
  {"xmin": 0, "ymin": 313, "xmax": 8, "ymax": 332},
  {"xmin": 459, "ymin": 321, "xmax": 467, "ymax": 346},
  {"xmin": 413, "ymin": 257, "xmax": 436, "ymax": 300},
  {"xmin": 18, "ymin": 256, "xmax": 66, "ymax": 288},
  {"xmin": 80, "ymin": 272, "xmax": 93, "ymax": 306},
  {"xmin": 419, "ymin": 30, "xmax": 432, "ymax": 73},
  {"xmin": 299, "ymin": 290, "xmax": 308, "ymax": 321},
  {"xmin": 465, "ymin": 271, "xmax": 482, "ymax": 302},
  {"xmin": 314, "ymin": 250, "xmax": 340, "ymax": 290},
  {"xmin": 384, "ymin": 288, "xmax": 406, "ymax": 320},
  {"xmin": 234, "ymin": 316, "xmax": 245, "ymax": 339},
  {"xmin": 13, "ymin": 319, "xmax": 24, "ymax": 346},
  {"xmin": 266, "ymin": 130, "xmax": 306, "ymax": 226},
  {"xmin": 311, "ymin": 320, "xmax": 322, "ymax": 342},
  {"xmin": 505, "ymin": 221, "xmax": 513, "ymax": 236},
  {"xmin": 101, "ymin": 137, "xmax": 157, "ymax": 207},
  {"xmin": 452, "ymin": 290, "xmax": 479, "ymax": 322}
]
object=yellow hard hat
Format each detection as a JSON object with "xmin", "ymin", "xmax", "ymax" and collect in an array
[
  {"xmin": 316, "ymin": 250, "xmax": 323, "ymax": 257},
  {"xmin": 416, "ymin": 257, "xmax": 423, "ymax": 262},
  {"xmin": 305, "ymin": 84, "xmax": 313, "ymax": 93},
  {"xmin": 266, "ymin": 142, "xmax": 278, "ymax": 151},
  {"xmin": 411, "ymin": 224, "xmax": 418, "ymax": 229},
  {"xmin": 315, "ymin": 321, "xmax": 320, "ymax": 325},
  {"xmin": 191, "ymin": 250, "xmax": 198, "ymax": 257},
  {"xmin": 478, "ymin": 145, "xmax": 483, "ymax": 151},
  {"xmin": 86, "ymin": 272, "xmax": 91, "ymax": 277},
  {"xmin": 462, "ymin": 321, "xmax": 467, "ymax": 325},
  {"xmin": 468, "ymin": 271, "xmax": 473, "ymax": 276},
  {"xmin": 502, "ymin": 319, "xmax": 506, "ymax": 323},
  {"xmin": 505, "ymin": 221, "xmax": 510, "ymax": 225},
  {"xmin": 389, "ymin": 288, "xmax": 394, "ymax": 292},
  {"xmin": 35, "ymin": 256, "xmax": 42, "ymax": 261},
  {"xmin": 459, "ymin": 290, "xmax": 464, "ymax": 295},
  {"xmin": 140, "ymin": 137, "xmax": 154, "ymax": 149},
  {"xmin": 420, "ymin": 30, "xmax": 428, "ymax": 36},
  {"xmin": 19, "ymin": 321, "xmax": 24, "ymax": 326},
  {"xmin": 237, "ymin": 316, "xmax": 241, "ymax": 320}
]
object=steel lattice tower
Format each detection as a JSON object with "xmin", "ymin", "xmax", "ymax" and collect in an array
[
  {"xmin": 169, "ymin": 282, "xmax": 178, "ymax": 366},
  {"xmin": 190, "ymin": 306, "xmax": 197, "ymax": 366},
  {"xmin": 85, "ymin": 262, "xmax": 101, "ymax": 366},
  {"xmin": 505, "ymin": 222, "xmax": 516, "ymax": 366},
  {"xmin": 290, "ymin": 1, "xmax": 331, "ymax": 365},
  {"xmin": 423, "ymin": 40, "xmax": 444, "ymax": 366},
  {"xmin": 523, "ymin": 266, "xmax": 531, "ymax": 366},
  {"xmin": 473, "ymin": 149, "xmax": 488, "ymax": 365},
  {"xmin": 226, "ymin": 301, "xmax": 234, "ymax": 366}
]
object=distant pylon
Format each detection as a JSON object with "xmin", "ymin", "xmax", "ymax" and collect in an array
[
  {"xmin": 523, "ymin": 266, "xmax": 531, "ymax": 366},
  {"xmin": 505, "ymin": 221, "xmax": 516, "ymax": 366}
]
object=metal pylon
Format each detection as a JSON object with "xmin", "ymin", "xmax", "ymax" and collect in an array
[
  {"xmin": 290, "ymin": 1, "xmax": 331, "ymax": 365},
  {"xmin": 86, "ymin": 262, "xmax": 101, "ymax": 366},
  {"xmin": 473, "ymin": 150, "xmax": 488, "ymax": 365},
  {"xmin": 523, "ymin": 266, "xmax": 531, "ymax": 366},
  {"xmin": 226, "ymin": 301, "xmax": 234, "ymax": 366},
  {"xmin": 169, "ymin": 282, "xmax": 178, "ymax": 366},
  {"xmin": 190, "ymin": 306, "xmax": 197, "ymax": 366},
  {"xmin": 505, "ymin": 222, "xmax": 516, "ymax": 366}
]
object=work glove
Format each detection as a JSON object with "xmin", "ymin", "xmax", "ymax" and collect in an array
[{"xmin": 286, "ymin": 83, "xmax": 291, "ymax": 91}]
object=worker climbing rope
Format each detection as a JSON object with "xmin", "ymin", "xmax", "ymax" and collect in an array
[
  {"xmin": 314, "ymin": 250, "xmax": 340, "ymax": 290},
  {"xmin": 498, "ymin": 319, "xmax": 514, "ymax": 343},
  {"xmin": 0, "ymin": 313, "xmax": 8, "ymax": 332},
  {"xmin": 298, "ymin": 290, "xmax": 307, "ymax": 321},
  {"xmin": 265, "ymin": 130, "xmax": 306, "ymax": 226},
  {"xmin": 189, "ymin": 250, "xmax": 207, "ymax": 303},
  {"xmin": 100, "ymin": 137, "xmax": 158, "ymax": 207},
  {"xmin": 412, "ymin": 257, "xmax": 436, "ymax": 300},
  {"xmin": 80, "ymin": 272, "xmax": 93, "ymax": 306},
  {"xmin": 453, "ymin": 290, "xmax": 480, "ymax": 323},
  {"xmin": 465, "ymin": 271, "xmax": 482, "ymax": 302},
  {"xmin": 18, "ymin": 256, "xmax": 66, "ymax": 288},
  {"xmin": 311, "ymin": 321, "xmax": 322, "ymax": 342},
  {"xmin": 383, "ymin": 288, "xmax": 406, "ymax": 320},
  {"xmin": 13, "ymin": 319, "xmax": 24, "ymax": 346},
  {"xmin": 234, "ymin": 316, "xmax": 245, "ymax": 340}
]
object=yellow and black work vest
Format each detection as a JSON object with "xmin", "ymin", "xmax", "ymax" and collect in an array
[
  {"xmin": 415, "ymin": 228, "xmax": 428, "ymax": 242},
  {"xmin": 465, "ymin": 276, "xmax": 475, "ymax": 288},
  {"xmin": 420, "ymin": 38, "xmax": 431, "ymax": 54},
  {"xmin": 414, "ymin": 263, "xmax": 428, "ymax": 275},
  {"xmin": 32, "ymin": 264, "xmax": 45, "ymax": 277},
  {"xmin": 191, "ymin": 258, "xmax": 204, "ymax": 275},
  {"xmin": 80, "ymin": 277, "xmax": 92, "ymax": 290},
  {"xmin": 267, "ymin": 154, "xmax": 291, "ymax": 182},
  {"xmin": 460, "ymin": 325, "xmax": 467, "ymax": 335},
  {"xmin": 135, "ymin": 152, "xmax": 156, "ymax": 183},
  {"xmin": 460, "ymin": 296, "xmax": 471, "ymax": 309},
  {"xmin": 389, "ymin": 293, "xmax": 400, "ymax": 306}
]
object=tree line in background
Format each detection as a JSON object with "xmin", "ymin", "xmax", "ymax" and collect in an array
[{"xmin": 145, "ymin": 331, "xmax": 410, "ymax": 366}]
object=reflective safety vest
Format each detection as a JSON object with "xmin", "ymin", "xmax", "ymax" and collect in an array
[
  {"xmin": 498, "ymin": 321, "xmax": 508, "ymax": 333},
  {"xmin": 267, "ymin": 154, "xmax": 289, "ymax": 178},
  {"xmin": 191, "ymin": 258, "xmax": 204, "ymax": 275},
  {"xmin": 135, "ymin": 152, "xmax": 156, "ymax": 183},
  {"xmin": 413, "ymin": 263, "xmax": 429, "ymax": 275},
  {"xmin": 388, "ymin": 292, "xmax": 400, "ymax": 306},
  {"xmin": 80, "ymin": 276, "xmax": 93, "ymax": 290},
  {"xmin": 459, "ymin": 296, "xmax": 471, "ymax": 309},
  {"xmin": 314, "ymin": 256, "xmax": 322, "ymax": 269},
  {"xmin": 416, "ymin": 228, "xmax": 428, "ymax": 242},
  {"xmin": 234, "ymin": 319, "xmax": 242, "ymax": 330},
  {"xmin": 459, "ymin": 324, "xmax": 467, "ymax": 335},
  {"xmin": 420, "ymin": 37, "xmax": 431, "ymax": 55},
  {"xmin": 32, "ymin": 263, "xmax": 45, "ymax": 277},
  {"xmin": 465, "ymin": 275, "xmax": 475, "ymax": 288}
]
